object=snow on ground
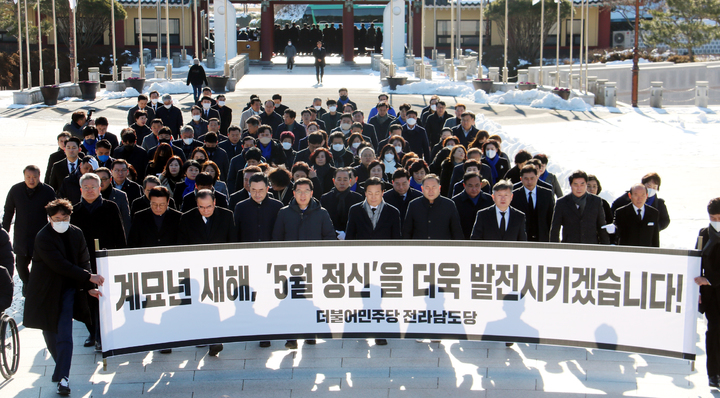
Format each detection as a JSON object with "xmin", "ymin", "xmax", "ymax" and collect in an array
[{"xmin": 485, "ymin": 106, "xmax": 720, "ymax": 250}]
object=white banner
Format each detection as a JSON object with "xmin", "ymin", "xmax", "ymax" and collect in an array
[{"xmin": 97, "ymin": 241, "xmax": 700, "ymax": 359}]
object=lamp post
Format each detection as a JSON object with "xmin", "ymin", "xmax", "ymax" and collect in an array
[
  {"xmin": 17, "ymin": 0, "xmax": 24, "ymax": 90},
  {"xmin": 450, "ymin": 0, "xmax": 454, "ymax": 61},
  {"xmin": 193, "ymin": 0, "xmax": 199, "ymax": 59},
  {"xmin": 555, "ymin": 0, "xmax": 560, "ymax": 87},
  {"xmin": 631, "ymin": 0, "xmax": 639, "ymax": 107},
  {"xmin": 568, "ymin": 0, "xmax": 573, "ymax": 89}
]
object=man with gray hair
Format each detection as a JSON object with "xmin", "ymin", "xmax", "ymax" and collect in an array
[
  {"xmin": 186, "ymin": 58, "xmax": 208, "ymax": 102},
  {"xmin": 471, "ymin": 180, "xmax": 527, "ymax": 241},
  {"xmin": 173, "ymin": 125, "xmax": 203, "ymax": 159},
  {"xmin": 155, "ymin": 94, "xmax": 184, "ymax": 138},
  {"xmin": 612, "ymin": 183, "xmax": 660, "ymax": 247},
  {"xmin": 403, "ymin": 174, "xmax": 464, "ymax": 240}
]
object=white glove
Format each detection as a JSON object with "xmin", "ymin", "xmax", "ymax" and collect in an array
[
  {"xmin": 336, "ymin": 230, "xmax": 346, "ymax": 240},
  {"xmin": 601, "ymin": 224, "xmax": 616, "ymax": 234},
  {"xmin": 87, "ymin": 156, "xmax": 99, "ymax": 170}
]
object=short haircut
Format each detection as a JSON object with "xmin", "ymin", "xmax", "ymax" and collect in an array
[
  {"xmin": 23, "ymin": 165, "xmax": 41, "ymax": 174},
  {"xmin": 340, "ymin": 112, "xmax": 353, "ymax": 121},
  {"xmin": 45, "ymin": 198, "xmax": 73, "ymax": 217},
  {"xmin": 203, "ymin": 160, "xmax": 221, "ymax": 181},
  {"xmin": 463, "ymin": 172, "xmax": 482, "ymax": 184},
  {"xmin": 196, "ymin": 189, "xmax": 215, "ymax": 201},
  {"xmin": 493, "ymin": 179, "xmax": 514, "ymax": 193},
  {"xmin": 79, "ymin": 172, "xmax": 101, "ymax": 186},
  {"xmin": 467, "ymin": 147, "xmax": 482, "ymax": 158},
  {"xmin": 389, "ymin": 125, "xmax": 403, "ymax": 134},
  {"xmin": 201, "ymin": 96, "xmax": 213, "ymax": 103},
  {"xmin": 182, "ymin": 160, "xmax": 201, "ymax": 175},
  {"xmin": 294, "ymin": 177, "xmax": 314, "ymax": 191},
  {"xmin": 376, "ymin": 101, "xmax": 388, "ymax": 108},
  {"xmin": 422, "ymin": 173, "xmax": 441, "ymax": 185},
  {"xmin": 482, "ymin": 140, "xmax": 499, "ymax": 153},
  {"xmin": 455, "ymin": 103, "xmax": 466, "ymax": 110},
  {"xmin": 268, "ymin": 168, "xmax": 291, "ymax": 187},
  {"xmin": 514, "ymin": 149, "xmax": 533, "ymax": 165},
  {"xmin": 272, "ymin": 94, "xmax": 282, "ymax": 100},
  {"xmin": 351, "ymin": 122, "xmax": 363, "ymax": 130},
  {"xmin": 57, "ymin": 131, "xmax": 72, "ymax": 140},
  {"xmin": 182, "ymin": 126, "xmax": 195, "ymax": 135},
  {"xmin": 95, "ymin": 167, "xmax": 111, "ymax": 179},
  {"xmin": 406, "ymin": 109, "xmax": 418, "ymax": 117},
  {"xmin": 158, "ymin": 126, "xmax": 173, "ymax": 137},
  {"xmin": 365, "ymin": 177, "xmax": 383, "ymax": 189},
  {"xmin": 392, "ymin": 168, "xmax": 410, "ymax": 181},
  {"xmin": 463, "ymin": 159, "xmax": 481, "ymax": 172},
  {"xmin": 352, "ymin": 110, "xmax": 364, "ymax": 117},
  {"xmin": 227, "ymin": 125, "xmax": 242, "ymax": 134},
  {"xmin": 568, "ymin": 170, "xmax": 588, "ymax": 184},
  {"xmin": 149, "ymin": 90, "xmax": 160, "ymax": 97},
  {"xmin": 326, "ymin": 99, "xmax": 337, "ymax": 106},
  {"xmin": 150, "ymin": 118, "xmax": 164, "ymax": 126},
  {"xmin": 408, "ymin": 159, "xmax": 429, "ymax": 175},
  {"xmin": 248, "ymin": 172, "xmax": 269, "ymax": 186},
  {"xmin": 247, "ymin": 116, "xmax": 260, "ymax": 125},
  {"xmin": 121, "ymin": 128, "xmax": 137, "ymax": 142},
  {"xmin": 137, "ymin": 94, "xmax": 148, "ymax": 102},
  {"xmin": 437, "ymin": 100, "xmax": 446, "ymax": 107},
  {"xmin": 71, "ymin": 111, "xmax": 86, "ymax": 123},
  {"xmin": 708, "ymin": 197, "xmax": 720, "ymax": 215},
  {"xmin": 520, "ymin": 164, "xmax": 538, "ymax": 176},
  {"xmin": 308, "ymin": 132, "xmax": 324, "ymax": 145},
  {"xmin": 630, "ymin": 183, "xmax": 648, "ymax": 195},
  {"xmin": 533, "ymin": 153, "xmax": 549, "ymax": 165},
  {"xmin": 195, "ymin": 172, "xmax": 215, "ymax": 187},
  {"xmin": 208, "ymin": 118, "xmax": 220, "ymax": 125},
  {"xmin": 587, "ymin": 174, "xmax": 602, "ymax": 194},
  {"xmin": 284, "ymin": 109, "xmax": 297, "ymax": 119},
  {"xmin": 641, "ymin": 172, "xmax": 661, "ymax": 189},
  {"xmin": 244, "ymin": 147, "xmax": 263, "ymax": 162},
  {"xmin": 94, "ymin": 117, "xmax": 108, "ymax": 126},
  {"xmin": 134, "ymin": 109, "xmax": 147, "ymax": 120},
  {"xmin": 66, "ymin": 136, "xmax": 82, "ymax": 147},
  {"xmin": 142, "ymin": 175, "xmax": 161, "ymax": 188},
  {"xmin": 148, "ymin": 186, "xmax": 171, "ymax": 200},
  {"xmin": 461, "ymin": 111, "xmax": 476, "ymax": 120},
  {"xmin": 334, "ymin": 167, "xmax": 352, "ymax": 178},
  {"xmin": 257, "ymin": 124, "xmax": 273, "ymax": 136},
  {"xmin": 329, "ymin": 131, "xmax": 345, "ymax": 143},
  {"xmin": 111, "ymin": 159, "xmax": 130, "ymax": 170},
  {"xmin": 399, "ymin": 103, "xmax": 411, "ymax": 112},
  {"xmin": 291, "ymin": 161, "xmax": 311, "ymax": 176},
  {"xmin": 339, "ymin": 87, "xmax": 348, "ymax": 93},
  {"xmin": 204, "ymin": 132, "xmax": 218, "ymax": 143}
]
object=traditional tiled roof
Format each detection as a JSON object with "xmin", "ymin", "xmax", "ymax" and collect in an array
[
  {"xmin": 426, "ymin": 0, "xmax": 605, "ymax": 6},
  {"xmin": 116, "ymin": 0, "xmax": 192, "ymax": 6}
]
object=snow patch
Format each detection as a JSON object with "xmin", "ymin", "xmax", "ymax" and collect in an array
[
  {"xmin": 104, "ymin": 87, "xmax": 141, "ymax": 99},
  {"xmin": 389, "ymin": 80, "xmax": 475, "ymax": 97}
]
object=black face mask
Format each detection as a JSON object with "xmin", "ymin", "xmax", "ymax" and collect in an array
[{"xmin": 159, "ymin": 138, "xmax": 171, "ymax": 144}]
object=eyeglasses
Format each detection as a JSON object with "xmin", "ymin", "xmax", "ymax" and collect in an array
[{"xmin": 198, "ymin": 204, "xmax": 215, "ymax": 211}]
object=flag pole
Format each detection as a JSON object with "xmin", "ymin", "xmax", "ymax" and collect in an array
[
  {"xmin": 568, "ymin": 0, "xmax": 573, "ymax": 89},
  {"xmin": 479, "ymin": 0, "xmax": 483, "ymax": 78},
  {"xmin": 502, "ymin": 0, "xmax": 508, "ymax": 83},
  {"xmin": 16, "ymin": 0, "xmax": 24, "ymax": 90},
  {"xmin": 24, "ymin": 0, "xmax": 32, "ymax": 87},
  {"xmin": 555, "ymin": 0, "xmax": 560, "ymax": 87},
  {"xmin": 37, "ymin": 0, "xmax": 43, "ymax": 87},
  {"xmin": 52, "ymin": 0, "xmax": 59, "ymax": 84},
  {"xmin": 166, "ymin": 0, "xmax": 172, "ymax": 79},
  {"xmin": 539, "ymin": 0, "xmax": 544, "ymax": 86},
  {"xmin": 111, "ymin": 0, "xmax": 117, "ymax": 82},
  {"xmin": 139, "ymin": 0, "xmax": 145, "ymax": 78},
  {"xmin": 578, "ymin": 0, "xmax": 583, "ymax": 91}
]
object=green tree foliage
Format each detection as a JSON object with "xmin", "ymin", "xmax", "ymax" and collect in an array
[
  {"xmin": 486, "ymin": 0, "xmax": 571, "ymax": 65},
  {"xmin": 43, "ymin": 0, "xmax": 127, "ymax": 53},
  {"xmin": 641, "ymin": 0, "xmax": 719, "ymax": 61}
]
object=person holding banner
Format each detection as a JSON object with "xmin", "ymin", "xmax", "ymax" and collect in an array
[
  {"xmin": 471, "ymin": 180, "xmax": 527, "ymax": 241},
  {"xmin": 695, "ymin": 197, "xmax": 720, "ymax": 388},
  {"xmin": 403, "ymin": 174, "xmax": 464, "ymax": 240},
  {"xmin": 510, "ymin": 164, "xmax": 555, "ymax": 242},
  {"xmin": 612, "ymin": 184, "xmax": 660, "ymax": 248},
  {"xmin": 272, "ymin": 178, "xmax": 336, "ymax": 242},
  {"xmin": 24, "ymin": 199, "xmax": 104, "ymax": 396},
  {"xmin": 549, "ymin": 170, "xmax": 610, "ymax": 245}
]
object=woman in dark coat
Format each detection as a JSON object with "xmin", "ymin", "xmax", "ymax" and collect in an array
[{"xmin": 309, "ymin": 147, "xmax": 336, "ymax": 195}]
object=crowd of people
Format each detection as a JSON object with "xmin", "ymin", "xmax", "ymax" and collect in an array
[
  {"xmin": 275, "ymin": 22, "xmax": 382, "ymax": 56},
  {"xmin": 7, "ymin": 84, "xmax": 720, "ymax": 395}
]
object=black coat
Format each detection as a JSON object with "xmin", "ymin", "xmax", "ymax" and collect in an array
[
  {"xmin": 0, "ymin": 229, "xmax": 14, "ymax": 278},
  {"xmin": 320, "ymin": 188, "xmax": 364, "ymax": 231},
  {"xmin": 58, "ymin": 171, "xmax": 82, "ymax": 205},
  {"xmin": 2, "ymin": 182, "xmax": 56, "ymax": 256},
  {"xmin": 425, "ymin": 112, "xmax": 452, "ymax": 146},
  {"xmin": 402, "ymin": 125, "xmax": 431, "ymax": 161},
  {"xmin": 383, "ymin": 188, "xmax": 423, "ymax": 226},
  {"xmin": 452, "ymin": 191, "xmax": 494, "ymax": 239},
  {"xmin": 257, "ymin": 140, "xmax": 287, "ymax": 167},
  {"xmin": 482, "ymin": 156, "xmax": 510, "ymax": 186},
  {"xmin": 345, "ymin": 202, "xmax": 402, "ymax": 239},
  {"xmin": 126, "ymin": 105, "xmax": 155, "ymax": 127},
  {"xmin": 312, "ymin": 46, "xmax": 327, "ymax": 65},
  {"xmin": 451, "ymin": 125, "xmax": 479, "ymax": 148},
  {"xmin": 24, "ymin": 224, "xmax": 94, "ymax": 333},
  {"xmin": 260, "ymin": 111, "xmax": 283, "ymax": 130},
  {"xmin": 71, "ymin": 198, "xmax": 127, "ymax": 271},
  {"xmin": 450, "ymin": 163, "xmax": 493, "ymax": 190},
  {"xmin": 274, "ymin": 122, "xmax": 307, "ymax": 150},
  {"xmin": 45, "ymin": 149, "xmax": 65, "ymax": 184},
  {"xmin": 112, "ymin": 145, "xmax": 149, "ymax": 182},
  {"xmin": 510, "ymin": 186, "xmax": 555, "ymax": 242},
  {"xmin": 471, "ymin": 206, "xmax": 527, "ymax": 241},
  {"xmin": 187, "ymin": 64, "xmax": 208, "ymax": 86},
  {"xmin": 504, "ymin": 165, "xmax": 522, "ymax": 185},
  {"xmin": 368, "ymin": 115, "xmax": 395, "ymax": 143},
  {"xmin": 218, "ymin": 106, "xmax": 233, "ymax": 135},
  {"xmin": 98, "ymin": 132, "xmax": 120, "ymax": 152},
  {"xmin": 130, "ymin": 195, "xmax": 176, "ymax": 218},
  {"xmin": 550, "ymin": 193, "xmax": 610, "ymax": 244},
  {"xmin": 127, "ymin": 207, "xmax": 182, "ymax": 248},
  {"xmin": 178, "ymin": 207, "xmax": 237, "ymax": 244},
  {"xmin": 403, "ymin": 196, "xmax": 464, "ymax": 240},
  {"xmin": 219, "ymin": 139, "xmax": 244, "ymax": 162},
  {"xmin": 0, "ymin": 264, "xmax": 11, "ymax": 314},
  {"xmin": 156, "ymin": 105, "xmax": 184, "ymax": 138},
  {"xmin": 116, "ymin": 179, "xmax": 143, "ymax": 206},
  {"xmin": 611, "ymin": 193, "xmax": 670, "ymax": 231},
  {"xmin": 200, "ymin": 108, "xmax": 221, "ymax": 125},
  {"xmin": 272, "ymin": 198, "xmax": 336, "ymax": 241},
  {"xmin": 699, "ymin": 228, "xmax": 720, "ymax": 315},
  {"xmin": 49, "ymin": 158, "xmax": 79, "ymax": 192},
  {"xmin": 172, "ymin": 138, "xmax": 203, "ymax": 160},
  {"xmin": 181, "ymin": 190, "xmax": 229, "ymax": 212},
  {"xmin": 613, "ymin": 203, "xmax": 660, "ymax": 247},
  {"xmin": 234, "ymin": 196, "xmax": 284, "ymax": 242}
]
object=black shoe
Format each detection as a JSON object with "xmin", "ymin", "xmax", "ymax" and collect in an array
[
  {"xmin": 57, "ymin": 377, "xmax": 71, "ymax": 396},
  {"xmin": 259, "ymin": 341, "xmax": 271, "ymax": 348},
  {"xmin": 710, "ymin": 375, "xmax": 719, "ymax": 388},
  {"xmin": 305, "ymin": 339, "xmax": 316, "ymax": 345},
  {"xmin": 208, "ymin": 344, "xmax": 223, "ymax": 357},
  {"xmin": 84, "ymin": 337, "xmax": 95, "ymax": 347},
  {"xmin": 285, "ymin": 340, "xmax": 298, "ymax": 349},
  {"xmin": 505, "ymin": 342, "xmax": 514, "ymax": 347},
  {"xmin": 159, "ymin": 349, "xmax": 172, "ymax": 354},
  {"xmin": 94, "ymin": 341, "xmax": 102, "ymax": 352},
  {"xmin": 375, "ymin": 339, "xmax": 388, "ymax": 346}
]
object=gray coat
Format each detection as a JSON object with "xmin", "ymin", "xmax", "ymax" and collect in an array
[
  {"xmin": 285, "ymin": 44, "xmax": 297, "ymax": 59},
  {"xmin": 544, "ymin": 172, "xmax": 564, "ymax": 198},
  {"xmin": 550, "ymin": 193, "xmax": 610, "ymax": 244},
  {"xmin": 272, "ymin": 198, "xmax": 336, "ymax": 241}
]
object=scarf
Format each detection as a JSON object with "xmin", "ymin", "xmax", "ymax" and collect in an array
[
  {"xmin": 314, "ymin": 163, "xmax": 331, "ymax": 192},
  {"xmin": 646, "ymin": 195, "xmax": 656, "ymax": 207},
  {"xmin": 81, "ymin": 196, "xmax": 103, "ymax": 214},
  {"xmin": 486, "ymin": 155, "xmax": 500, "ymax": 182},
  {"xmin": 571, "ymin": 193, "xmax": 588, "ymax": 215},
  {"xmin": 259, "ymin": 142, "xmax": 272, "ymax": 160},
  {"xmin": 410, "ymin": 177, "xmax": 422, "ymax": 192},
  {"xmin": 84, "ymin": 139, "xmax": 97, "ymax": 156},
  {"xmin": 182, "ymin": 177, "xmax": 196, "ymax": 198},
  {"xmin": 539, "ymin": 170, "xmax": 549, "ymax": 182}
]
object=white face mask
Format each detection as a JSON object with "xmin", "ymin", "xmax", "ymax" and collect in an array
[
  {"xmin": 406, "ymin": 118, "xmax": 417, "ymax": 126},
  {"xmin": 328, "ymin": 106, "xmax": 337, "ymax": 112},
  {"xmin": 202, "ymin": 103, "xmax": 211, "ymax": 110},
  {"xmin": 282, "ymin": 142, "xmax": 292, "ymax": 150},
  {"xmin": 164, "ymin": 104, "xmax": 172, "ymax": 109},
  {"xmin": 394, "ymin": 145, "xmax": 402, "ymax": 154},
  {"xmin": 49, "ymin": 218, "xmax": 70, "ymax": 234},
  {"xmin": 647, "ymin": 188, "xmax": 657, "ymax": 197},
  {"xmin": 192, "ymin": 115, "xmax": 201, "ymax": 121},
  {"xmin": 446, "ymin": 145, "xmax": 454, "ymax": 149},
  {"xmin": 712, "ymin": 221, "xmax": 720, "ymax": 232},
  {"xmin": 351, "ymin": 142, "xmax": 361, "ymax": 149},
  {"xmin": 430, "ymin": 104, "xmax": 437, "ymax": 111},
  {"xmin": 218, "ymin": 101, "xmax": 226, "ymax": 107},
  {"xmin": 259, "ymin": 136, "xmax": 272, "ymax": 145},
  {"xmin": 183, "ymin": 138, "xmax": 194, "ymax": 145},
  {"xmin": 332, "ymin": 143, "xmax": 344, "ymax": 152},
  {"xmin": 288, "ymin": 42, "xmax": 292, "ymax": 45},
  {"xmin": 340, "ymin": 123, "xmax": 351, "ymax": 131},
  {"xmin": 384, "ymin": 153, "xmax": 395, "ymax": 162},
  {"xmin": 485, "ymin": 149, "xmax": 497, "ymax": 159},
  {"xmin": 314, "ymin": 105, "xmax": 322, "ymax": 111},
  {"xmin": 151, "ymin": 98, "xmax": 159, "ymax": 104}
]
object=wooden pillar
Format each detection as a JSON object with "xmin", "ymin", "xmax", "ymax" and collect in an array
[
  {"xmin": 115, "ymin": 20, "xmax": 125, "ymax": 50},
  {"xmin": 412, "ymin": 1, "xmax": 422, "ymax": 57},
  {"xmin": 342, "ymin": 3, "xmax": 354, "ymax": 63},
  {"xmin": 260, "ymin": 1, "xmax": 274, "ymax": 62}
]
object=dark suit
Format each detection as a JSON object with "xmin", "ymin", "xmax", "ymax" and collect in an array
[
  {"xmin": 234, "ymin": 197, "xmax": 284, "ymax": 242},
  {"xmin": 274, "ymin": 122, "xmax": 307, "ymax": 151},
  {"xmin": 178, "ymin": 207, "xmax": 237, "ymax": 244},
  {"xmin": 510, "ymin": 185, "xmax": 555, "ymax": 242},
  {"xmin": 219, "ymin": 139, "xmax": 244, "ymax": 161},
  {"xmin": 383, "ymin": 188, "xmax": 422, "ymax": 227},
  {"xmin": 182, "ymin": 190, "xmax": 229, "ymax": 212},
  {"xmin": 368, "ymin": 114, "xmax": 396, "ymax": 142},
  {"xmin": 451, "ymin": 125, "xmax": 479, "ymax": 148},
  {"xmin": 550, "ymin": 193, "xmax": 610, "ymax": 244},
  {"xmin": 97, "ymin": 132, "xmax": 120, "ymax": 152},
  {"xmin": 403, "ymin": 196, "xmax": 464, "ymax": 240},
  {"xmin": 115, "ymin": 179, "xmax": 143, "ymax": 207},
  {"xmin": 45, "ymin": 149, "xmax": 66, "ymax": 184},
  {"xmin": 613, "ymin": 203, "xmax": 660, "ymax": 247},
  {"xmin": 470, "ymin": 206, "xmax": 527, "ymax": 241},
  {"xmin": 346, "ymin": 202, "xmax": 402, "ymax": 239},
  {"xmin": 402, "ymin": 125, "xmax": 430, "ymax": 161},
  {"xmin": 49, "ymin": 158, "xmax": 80, "ymax": 192},
  {"xmin": 112, "ymin": 145, "xmax": 149, "ymax": 182},
  {"xmin": 218, "ymin": 106, "xmax": 233, "ymax": 135},
  {"xmin": 320, "ymin": 188, "xmax": 364, "ymax": 232},
  {"xmin": 452, "ymin": 191, "xmax": 494, "ymax": 239},
  {"xmin": 155, "ymin": 105, "xmax": 184, "ymax": 138},
  {"xmin": 611, "ymin": 192, "xmax": 670, "ymax": 231},
  {"xmin": 127, "ymin": 208, "xmax": 182, "ymax": 247},
  {"xmin": 201, "ymin": 108, "xmax": 221, "ymax": 125},
  {"xmin": 127, "ymin": 105, "xmax": 155, "ymax": 127}
]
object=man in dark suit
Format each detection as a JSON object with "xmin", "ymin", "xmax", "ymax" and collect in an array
[
  {"xmin": 612, "ymin": 184, "xmax": 660, "ymax": 247},
  {"xmin": 550, "ymin": 170, "xmax": 610, "ymax": 244},
  {"xmin": 510, "ymin": 164, "xmax": 555, "ymax": 242},
  {"xmin": 49, "ymin": 137, "xmax": 83, "ymax": 192},
  {"xmin": 94, "ymin": 117, "xmax": 119, "ymax": 152},
  {"xmin": 155, "ymin": 94, "xmax": 184, "ymax": 138},
  {"xmin": 111, "ymin": 159, "xmax": 143, "ymax": 205},
  {"xmin": 128, "ymin": 186, "xmax": 181, "ymax": 248},
  {"xmin": 610, "ymin": 172, "xmax": 670, "ymax": 232},
  {"xmin": 403, "ymin": 174, "xmax": 464, "ymax": 240},
  {"xmin": 451, "ymin": 111, "xmax": 479, "ymax": 148},
  {"xmin": 199, "ymin": 96, "xmax": 221, "ymax": 125},
  {"xmin": 368, "ymin": 101, "xmax": 395, "ymax": 142},
  {"xmin": 235, "ymin": 173, "xmax": 283, "ymax": 243},
  {"xmin": 181, "ymin": 172, "xmax": 229, "ymax": 212},
  {"xmin": 346, "ymin": 177, "xmax": 402, "ymax": 240},
  {"xmin": 126, "ymin": 94, "xmax": 155, "ymax": 126},
  {"xmin": 383, "ymin": 168, "xmax": 422, "ymax": 226},
  {"xmin": 471, "ymin": 180, "xmax": 527, "ymax": 241},
  {"xmin": 274, "ymin": 109, "xmax": 307, "ymax": 150},
  {"xmin": 45, "ymin": 132, "xmax": 72, "ymax": 184},
  {"xmin": 216, "ymin": 94, "xmax": 233, "ymax": 136},
  {"xmin": 321, "ymin": 168, "xmax": 364, "ymax": 239},
  {"xmin": 401, "ymin": 109, "xmax": 430, "ymax": 161},
  {"xmin": 452, "ymin": 172, "xmax": 493, "ymax": 239},
  {"xmin": 3, "ymin": 165, "xmax": 56, "ymax": 283},
  {"xmin": 112, "ymin": 129, "xmax": 149, "ymax": 182},
  {"xmin": 178, "ymin": 189, "xmax": 236, "ymax": 357},
  {"xmin": 219, "ymin": 125, "xmax": 244, "ymax": 161}
]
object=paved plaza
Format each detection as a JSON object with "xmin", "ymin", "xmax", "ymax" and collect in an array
[{"xmin": 0, "ymin": 63, "xmax": 716, "ymax": 397}]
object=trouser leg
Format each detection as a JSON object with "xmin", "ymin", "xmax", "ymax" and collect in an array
[
  {"xmin": 87, "ymin": 295, "xmax": 100, "ymax": 343},
  {"xmin": 707, "ymin": 300, "xmax": 720, "ymax": 377},
  {"xmin": 47, "ymin": 288, "xmax": 75, "ymax": 381},
  {"xmin": 316, "ymin": 65, "xmax": 320, "ymax": 82}
]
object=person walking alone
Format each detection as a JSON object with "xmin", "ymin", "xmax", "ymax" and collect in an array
[
  {"xmin": 312, "ymin": 41, "xmax": 326, "ymax": 84},
  {"xmin": 187, "ymin": 59, "xmax": 208, "ymax": 103},
  {"xmin": 285, "ymin": 40, "xmax": 297, "ymax": 71}
]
